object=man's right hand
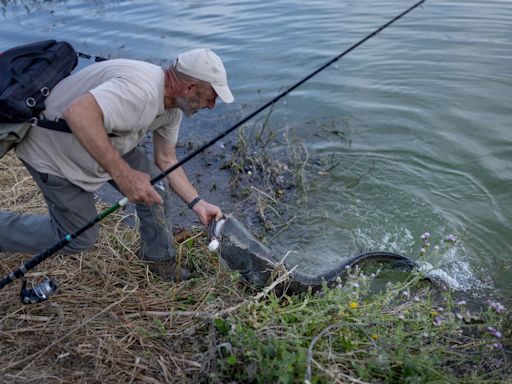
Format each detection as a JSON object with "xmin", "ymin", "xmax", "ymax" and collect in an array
[{"xmin": 112, "ymin": 167, "xmax": 163, "ymax": 206}]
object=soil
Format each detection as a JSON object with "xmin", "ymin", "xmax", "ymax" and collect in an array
[{"xmin": 96, "ymin": 105, "xmax": 253, "ymax": 230}]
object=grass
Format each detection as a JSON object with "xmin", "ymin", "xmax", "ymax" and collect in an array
[
  {"xmin": 0, "ymin": 150, "xmax": 511, "ymax": 383},
  {"xmin": 210, "ymin": 270, "xmax": 511, "ymax": 384}
]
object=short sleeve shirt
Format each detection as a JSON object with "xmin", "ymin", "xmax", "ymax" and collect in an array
[{"xmin": 16, "ymin": 59, "xmax": 182, "ymax": 192}]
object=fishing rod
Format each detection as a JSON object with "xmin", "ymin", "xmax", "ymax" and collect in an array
[{"xmin": 0, "ymin": 0, "xmax": 426, "ymax": 296}]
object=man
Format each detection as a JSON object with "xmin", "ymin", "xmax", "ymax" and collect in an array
[{"xmin": 0, "ymin": 48, "xmax": 234, "ymax": 281}]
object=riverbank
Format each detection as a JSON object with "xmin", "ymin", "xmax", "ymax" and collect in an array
[
  {"xmin": 0, "ymin": 208, "xmax": 509, "ymax": 383},
  {"xmin": 0, "ymin": 129, "xmax": 510, "ymax": 383}
]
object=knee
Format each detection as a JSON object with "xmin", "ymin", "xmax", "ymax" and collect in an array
[{"xmin": 61, "ymin": 226, "xmax": 99, "ymax": 254}]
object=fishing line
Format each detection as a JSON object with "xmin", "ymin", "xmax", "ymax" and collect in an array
[{"xmin": 0, "ymin": 0, "xmax": 426, "ymax": 292}]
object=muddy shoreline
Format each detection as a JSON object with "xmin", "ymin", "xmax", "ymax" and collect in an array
[{"xmin": 96, "ymin": 105, "xmax": 258, "ymax": 231}]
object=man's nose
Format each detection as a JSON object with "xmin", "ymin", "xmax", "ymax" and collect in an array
[{"xmin": 207, "ymin": 99, "xmax": 216, "ymax": 109}]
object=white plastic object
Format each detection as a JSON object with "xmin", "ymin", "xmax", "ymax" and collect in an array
[{"xmin": 208, "ymin": 239, "xmax": 220, "ymax": 251}]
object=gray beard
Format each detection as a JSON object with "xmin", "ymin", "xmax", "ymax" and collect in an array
[{"xmin": 175, "ymin": 96, "xmax": 197, "ymax": 117}]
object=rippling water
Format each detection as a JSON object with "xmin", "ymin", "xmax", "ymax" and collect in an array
[{"xmin": 1, "ymin": 0, "xmax": 510, "ymax": 299}]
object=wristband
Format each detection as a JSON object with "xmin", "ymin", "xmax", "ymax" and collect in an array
[{"xmin": 187, "ymin": 197, "xmax": 202, "ymax": 209}]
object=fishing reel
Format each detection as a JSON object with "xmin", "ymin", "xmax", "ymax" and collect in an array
[{"xmin": 20, "ymin": 278, "xmax": 58, "ymax": 304}]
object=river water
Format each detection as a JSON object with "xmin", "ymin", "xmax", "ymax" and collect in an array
[{"xmin": 1, "ymin": 0, "xmax": 510, "ymax": 301}]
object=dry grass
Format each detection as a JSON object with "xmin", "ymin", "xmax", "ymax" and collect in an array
[
  {"xmin": 2, "ymin": 152, "xmax": 510, "ymax": 384},
  {"xmin": 0, "ymin": 152, "xmax": 247, "ymax": 383}
]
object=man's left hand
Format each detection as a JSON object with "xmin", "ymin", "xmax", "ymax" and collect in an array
[{"xmin": 192, "ymin": 200, "xmax": 222, "ymax": 226}]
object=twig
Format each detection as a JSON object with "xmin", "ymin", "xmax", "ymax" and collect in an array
[
  {"xmin": 250, "ymin": 186, "xmax": 279, "ymax": 205},
  {"xmin": 305, "ymin": 324, "xmax": 339, "ymax": 383},
  {"xmin": 15, "ymin": 315, "xmax": 52, "ymax": 322}
]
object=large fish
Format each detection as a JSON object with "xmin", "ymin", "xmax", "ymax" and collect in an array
[{"xmin": 209, "ymin": 215, "xmax": 416, "ymax": 294}]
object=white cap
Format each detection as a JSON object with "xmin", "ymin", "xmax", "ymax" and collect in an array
[{"xmin": 175, "ymin": 48, "xmax": 234, "ymax": 103}]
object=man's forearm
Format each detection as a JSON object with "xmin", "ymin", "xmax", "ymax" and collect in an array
[
  {"xmin": 153, "ymin": 133, "xmax": 200, "ymax": 204},
  {"xmin": 165, "ymin": 165, "xmax": 199, "ymax": 204},
  {"xmin": 63, "ymin": 93, "xmax": 162, "ymax": 205}
]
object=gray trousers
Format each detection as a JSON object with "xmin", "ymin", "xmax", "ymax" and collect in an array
[{"xmin": 0, "ymin": 148, "xmax": 174, "ymax": 261}]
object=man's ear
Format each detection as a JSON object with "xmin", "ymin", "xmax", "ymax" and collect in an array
[{"xmin": 185, "ymin": 82, "xmax": 197, "ymax": 95}]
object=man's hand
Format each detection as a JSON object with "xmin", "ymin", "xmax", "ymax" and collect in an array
[
  {"xmin": 112, "ymin": 166, "xmax": 163, "ymax": 206},
  {"xmin": 192, "ymin": 199, "xmax": 222, "ymax": 226}
]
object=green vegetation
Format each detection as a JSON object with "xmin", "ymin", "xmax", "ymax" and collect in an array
[{"xmin": 208, "ymin": 267, "xmax": 510, "ymax": 383}]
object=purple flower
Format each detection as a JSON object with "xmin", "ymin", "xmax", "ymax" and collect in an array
[
  {"xmin": 487, "ymin": 326, "xmax": 502, "ymax": 338},
  {"xmin": 444, "ymin": 234, "xmax": 457, "ymax": 243},
  {"xmin": 489, "ymin": 301, "xmax": 506, "ymax": 314},
  {"xmin": 492, "ymin": 342, "xmax": 503, "ymax": 350},
  {"xmin": 433, "ymin": 316, "xmax": 442, "ymax": 326},
  {"xmin": 421, "ymin": 232, "xmax": 431, "ymax": 241}
]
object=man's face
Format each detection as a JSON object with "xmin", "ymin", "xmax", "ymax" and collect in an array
[{"xmin": 176, "ymin": 83, "xmax": 217, "ymax": 117}]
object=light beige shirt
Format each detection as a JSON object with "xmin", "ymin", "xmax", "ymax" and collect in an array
[{"xmin": 16, "ymin": 59, "xmax": 182, "ymax": 192}]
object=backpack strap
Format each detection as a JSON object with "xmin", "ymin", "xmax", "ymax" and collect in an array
[
  {"xmin": 35, "ymin": 118, "xmax": 72, "ymax": 133},
  {"xmin": 77, "ymin": 52, "xmax": 108, "ymax": 62},
  {"xmin": 32, "ymin": 117, "xmax": 116, "ymax": 137}
]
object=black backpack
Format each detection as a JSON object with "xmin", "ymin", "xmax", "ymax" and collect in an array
[
  {"xmin": 0, "ymin": 40, "xmax": 77, "ymax": 125},
  {"xmin": 0, "ymin": 40, "xmax": 105, "ymax": 157}
]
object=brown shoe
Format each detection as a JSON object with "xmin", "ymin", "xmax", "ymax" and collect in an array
[{"xmin": 145, "ymin": 259, "xmax": 191, "ymax": 282}]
